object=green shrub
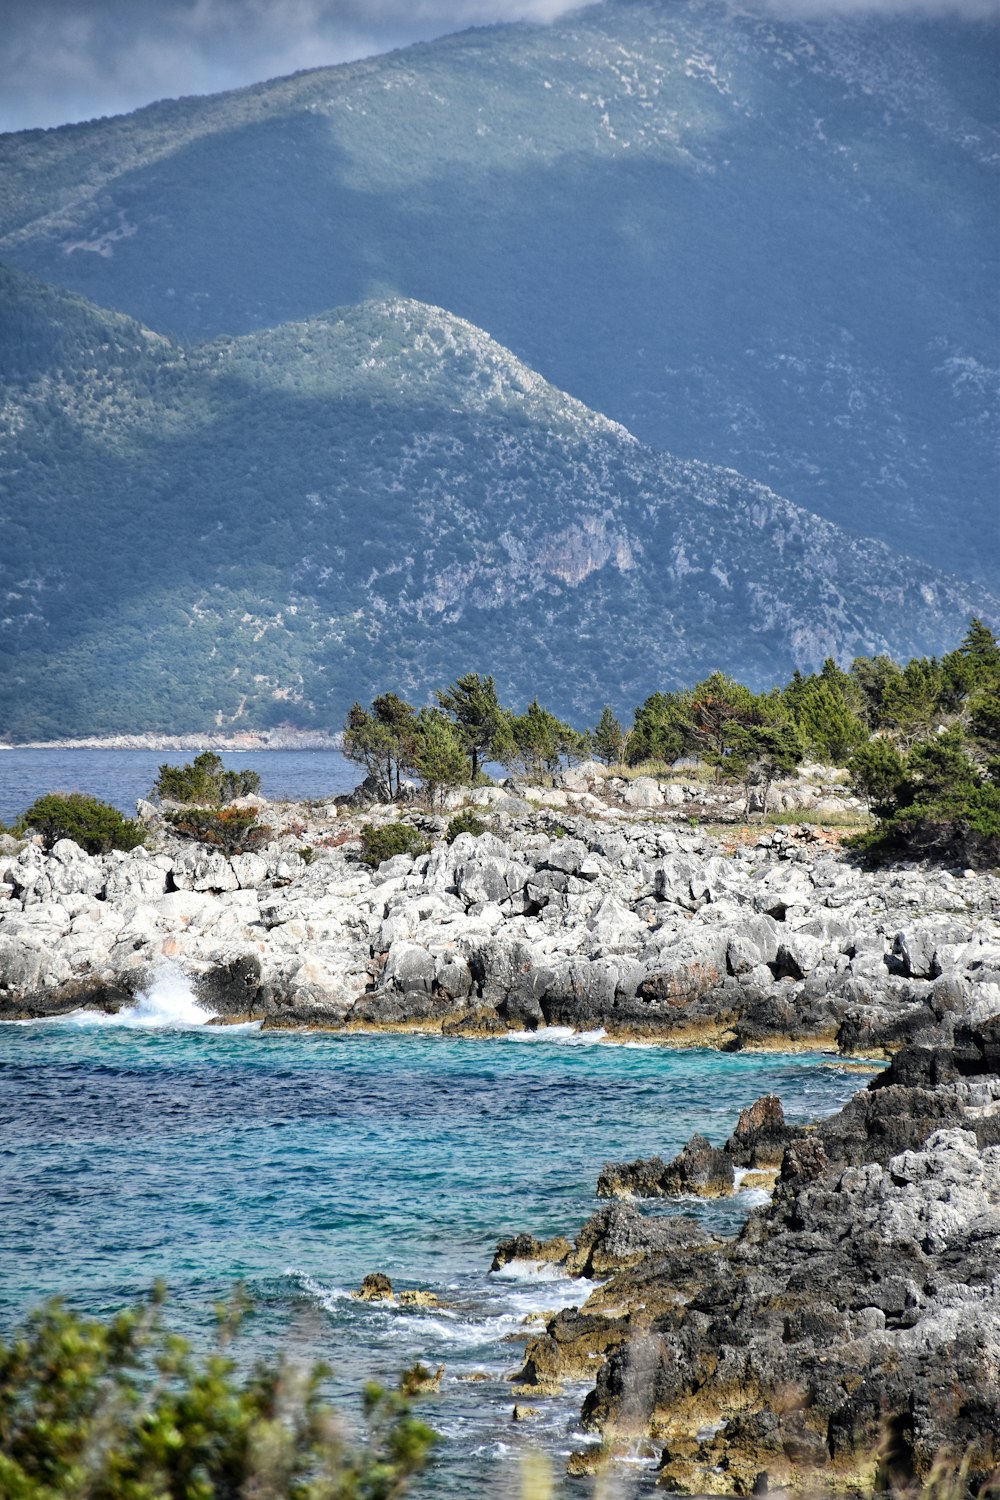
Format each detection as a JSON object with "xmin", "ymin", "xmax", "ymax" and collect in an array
[
  {"xmin": 849, "ymin": 783, "xmax": 1000, "ymax": 863},
  {"xmin": 17, "ymin": 793, "xmax": 145, "ymax": 854},
  {"xmin": 847, "ymin": 727, "xmax": 1000, "ymax": 864},
  {"xmin": 359, "ymin": 821, "xmax": 426, "ymax": 866},
  {"xmin": 154, "ymin": 750, "xmax": 262, "ymax": 806},
  {"xmin": 445, "ymin": 810, "xmax": 487, "ymax": 843},
  {"xmin": 166, "ymin": 806, "xmax": 270, "ymax": 855},
  {"xmin": 0, "ymin": 1289, "xmax": 435, "ymax": 1499}
]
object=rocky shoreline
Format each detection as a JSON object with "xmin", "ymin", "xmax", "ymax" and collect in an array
[
  {"xmin": 1, "ymin": 764, "xmax": 997, "ymax": 1492},
  {"xmin": 0, "ymin": 765, "xmax": 994, "ymax": 1055},
  {"xmin": 496, "ymin": 1022, "xmax": 999, "ymax": 1493}
]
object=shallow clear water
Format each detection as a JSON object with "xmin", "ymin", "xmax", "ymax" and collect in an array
[
  {"xmin": 0, "ymin": 995, "xmax": 866, "ymax": 1496},
  {"xmin": 0, "ymin": 747, "xmax": 356, "ymax": 823}
]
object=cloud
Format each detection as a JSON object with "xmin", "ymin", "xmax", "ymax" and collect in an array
[
  {"xmin": 1, "ymin": 0, "xmax": 996, "ymax": 136},
  {"xmin": 0, "ymin": 0, "xmax": 582, "ymax": 134},
  {"xmin": 757, "ymin": 0, "xmax": 998, "ymax": 15}
]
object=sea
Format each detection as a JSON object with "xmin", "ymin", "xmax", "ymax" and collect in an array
[
  {"xmin": 0, "ymin": 750, "xmax": 869, "ymax": 1495},
  {"xmin": 0, "ymin": 746, "xmax": 358, "ymax": 825}
]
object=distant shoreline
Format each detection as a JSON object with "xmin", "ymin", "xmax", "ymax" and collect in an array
[{"xmin": 0, "ymin": 731, "xmax": 343, "ymax": 752}]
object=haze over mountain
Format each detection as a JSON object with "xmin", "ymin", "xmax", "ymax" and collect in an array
[
  {"xmin": 1, "ymin": 266, "xmax": 994, "ymax": 740},
  {"xmin": 1, "ymin": 0, "xmax": 995, "ymax": 587}
]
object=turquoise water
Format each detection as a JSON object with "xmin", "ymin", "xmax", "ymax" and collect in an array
[
  {"xmin": 0, "ymin": 1010, "xmax": 867, "ymax": 1495},
  {"xmin": 0, "ymin": 747, "xmax": 356, "ymax": 823}
]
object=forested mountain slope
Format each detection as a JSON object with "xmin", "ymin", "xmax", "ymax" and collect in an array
[
  {"xmin": 0, "ymin": 0, "xmax": 995, "ymax": 582},
  {"xmin": 0, "ymin": 268, "xmax": 994, "ymax": 739}
]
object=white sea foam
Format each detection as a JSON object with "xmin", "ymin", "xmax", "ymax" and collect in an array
[
  {"xmin": 498, "ymin": 1279, "xmax": 597, "ymax": 1317},
  {"xmin": 289, "ymin": 1265, "xmax": 593, "ymax": 1354},
  {"xmin": 29, "ymin": 964, "xmax": 224, "ymax": 1030},
  {"xmin": 287, "ymin": 1269, "xmax": 354, "ymax": 1307},
  {"xmin": 490, "ymin": 1259, "xmax": 580, "ymax": 1285},
  {"xmin": 502, "ymin": 1025, "xmax": 607, "ymax": 1046}
]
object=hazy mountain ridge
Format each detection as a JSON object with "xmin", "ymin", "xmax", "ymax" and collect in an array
[
  {"xmin": 0, "ymin": 267, "xmax": 994, "ymax": 739},
  {"xmin": 0, "ymin": 0, "xmax": 994, "ymax": 584}
]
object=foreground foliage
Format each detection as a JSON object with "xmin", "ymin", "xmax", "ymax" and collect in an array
[
  {"xmin": 16, "ymin": 793, "xmax": 145, "ymax": 855},
  {"xmin": 0, "ymin": 1289, "xmax": 435, "ymax": 1500}
]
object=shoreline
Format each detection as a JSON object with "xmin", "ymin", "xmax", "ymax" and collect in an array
[
  {"xmin": 3, "ymin": 1004, "xmax": 865, "ymax": 1060},
  {"xmin": 0, "ymin": 731, "xmax": 342, "ymax": 751},
  {"xmin": 1, "ymin": 774, "xmax": 997, "ymax": 1490}
]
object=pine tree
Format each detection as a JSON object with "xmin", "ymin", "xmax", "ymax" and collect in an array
[
  {"xmin": 343, "ymin": 693, "xmax": 419, "ymax": 798},
  {"xmin": 792, "ymin": 679, "xmax": 867, "ymax": 764},
  {"xmin": 502, "ymin": 699, "xmax": 582, "ymax": 781},
  {"xmin": 687, "ymin": 672, "xmax": 758, "ymax": 779},
  {"xmin": 412, "ymin": 708, "xmax": 470, "ymax": 808},
  {"xmin": 435, "ymin": 672, "xmax": 508, "ymax": 781},
  {"xmin": 628, "ymin": 690, "xmax": 687, "ymax": 765},
  {"xmin": 847, "ymin": 737, "xmax": 907, "ymax": 816},
  {"xmin": 592, "ymin": 705, "xmax": 624, "ymax": 765},
  {"xmin": 728, "ymin": 707, "xmax": 803, "ymax": 815}
]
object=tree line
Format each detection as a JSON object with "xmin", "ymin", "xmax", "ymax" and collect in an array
[{"xmin": 343, "ymin": 621, "xmax": 1000, "ymax": 855}]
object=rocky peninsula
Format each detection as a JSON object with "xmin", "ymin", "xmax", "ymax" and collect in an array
[{"xmin": 1, "ymin": 761, "xmax": 997, "ymax": 1492}]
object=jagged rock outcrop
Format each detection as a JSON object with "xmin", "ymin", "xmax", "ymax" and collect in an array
[
  {"xmin": 503, "ymin": 1022, "xmax": 1000, "ymax": 1493},
  {"xmin": 597, "ymin": 1136, "xmax": 734, "ymax": 1200},
  {"xmin": 2, "ymin": 784, "xmax": 998, "ymax": 1065},
  {"xmin": 598, "ymin": 1096, "xmax": 798, "ymax": 1201}
]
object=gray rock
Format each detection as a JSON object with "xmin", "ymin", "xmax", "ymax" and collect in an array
[
  {"xmin": 379, "ymin": 941, "xmax": 436, "ymax": 997},
  {"xmin": 622, "ymin": 777, "xmax": 664, "ymax": 809}
]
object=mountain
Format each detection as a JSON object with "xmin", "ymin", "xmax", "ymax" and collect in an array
[
  {"xmin": 0, "ymin": 265, "xmax": 994, "ymax": 740},
  {"xmin": 0, "ymin": 0, "xmax": 995, "ymax": 585}
]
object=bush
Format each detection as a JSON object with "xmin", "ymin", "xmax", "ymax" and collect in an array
[
  {"xmin": 848, "ymin": 737, "xmax": 908, "ymax": 815},
  {"xmin": 154, "ymin": 750, "xmax": 262, "ymax": 805},
  {"xmin": 359, "ymin": 822, "xmax": 426, "ymax": 866},
  {"xmin": 848, "ymin": 728, "xmax": 1000, "ymax": 865},
  {"xmin": 0, "ymin": 1289, "xmax": 435, "ymax": 1499},
  {"xmin": 165, "ymin": 806, "xmax": 271, "ymax": 854},
  {"xmin": 17, "ymin": 793, "xmax": 145, "ymax": 854},
  {"xmin": 445, "ymin": 810, "xmax": 487, "ymax": 843}
]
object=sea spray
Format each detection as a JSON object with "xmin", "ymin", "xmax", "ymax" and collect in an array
[
  {"xmin": 23, "ymin": 962, "xmax": 219, "ymax": 1029},
  {"xmin": 116, "ymin": 964, "xmax": 217, "ymax": 1027}
]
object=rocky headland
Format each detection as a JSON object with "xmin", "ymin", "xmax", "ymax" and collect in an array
[
  {"xmin": 1, "ymin": 762, "xmax": 995, "ymax": 1054},
  {"xmin": 1, "ymin": 761, "xmax": 997, "ymax": 1492}
]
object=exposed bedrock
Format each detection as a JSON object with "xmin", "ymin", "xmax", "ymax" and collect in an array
[
  {"xmin": 499, "ymin": 1020, "xmax": 1000, "ymax": 1493},
  {"xmin": 597, "ymin": 1095, "xmax": 796, "ymax": 1200},
  {"xmin": 2, "ymin": 795, "xmax": 997, "ymax": 1065}
]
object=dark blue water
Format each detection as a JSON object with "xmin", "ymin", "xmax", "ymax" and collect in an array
[
  {"xmin": 0, "ymin": 747, "xmax": 356, "ymax": 823},
  {"xmin": 0, "ymin": 1012, "xmax": 867, "ymax": 1495}
]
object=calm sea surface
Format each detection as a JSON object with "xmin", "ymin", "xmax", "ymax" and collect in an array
[
  {"xmin": 0, "ymin": 749, "xmax": 867, "ymax": 1494},
  {"xmin": 0, "ymin": 747, "xmax": 357, "ymax": 823}
]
